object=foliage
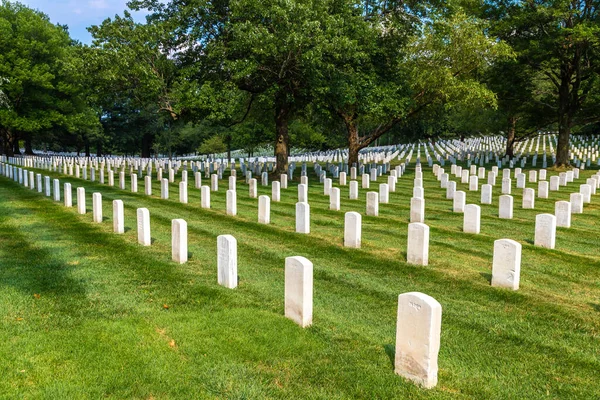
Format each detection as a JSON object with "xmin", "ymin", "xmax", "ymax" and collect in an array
[{"xmin": 0, "ymin": 1, "xmax": 98, "ymax": 155}]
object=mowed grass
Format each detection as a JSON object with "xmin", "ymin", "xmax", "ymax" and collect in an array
[{"xmin": 0, "ymin": 162, "xmax": 599, "ymax": 399}]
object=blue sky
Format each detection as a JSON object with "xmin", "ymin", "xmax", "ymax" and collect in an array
[{"xmin": 17, "ymin": 0, "xmax": 149, "ymax": 44}]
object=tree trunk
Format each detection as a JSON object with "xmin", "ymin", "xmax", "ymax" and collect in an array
[
  {"xmin": 0, "ymin": 128, "xmax": 13, "ymax": 156},
  {"xmin": 226, "ymin": 134, "xmax": 232, "ymax": 162},
  {"xmin": 274, "ymin": 94, "xmax": 290, "ymax": 175},
  {"xmin": 96, "ymin": 140, "xmax": 102, "ymax": 157},
  {"xmin": 24, "ymin": 132, "xmax": 34, "ymax": 155},
  {"xmin": 555, "ymin": 113, "xmax": 571, "ymax": 167},
  {"xmin": 84, "ymin": 137, "xmax": 90, "ymax": 157},
  {"xmin": 141, "ymin": 133, "xmax": 152, "ymax": 158},
  {"xmin": 505, "ymin": 116, "xmax": 516, "ymax": 158},
  {"xmin": 346, "ymin": 117, "xmax": 360, "ymax": 167},
  {"xmin": 12, "ymin": 131, "xmax": 21, "ymax": 155}
]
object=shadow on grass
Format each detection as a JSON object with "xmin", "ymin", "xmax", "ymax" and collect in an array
[
  {"xmin": 589, "ymin": 303, "xmax": 600, "ymax": 312},
  {"xmin": 383, "ymin": 344, "xmax": 395, "ymax": 370},
  {"xmin": 480, "ymin": 272, "xmax": 492, "ymax": 284}
]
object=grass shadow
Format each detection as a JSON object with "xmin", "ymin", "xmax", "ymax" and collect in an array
[
  {"xmin": 480, "ymin": 272, "xmax": 492, "ymax": 284},
  {"xmin": 383, "ymin": 344, "xmax": 395, "ymax": 370}
]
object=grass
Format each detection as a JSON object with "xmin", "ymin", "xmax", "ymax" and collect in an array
[{"xmin": 0, "ymin": 161, "xmax": 599, "ymax": 399}]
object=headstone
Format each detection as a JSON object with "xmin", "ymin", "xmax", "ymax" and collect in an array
[
  {"xmin": 113, "ymin": 200, "xmax": 124, "ymax": 234},
  {"xmin": 481, "ymin": 184, "xmax": 492, "ymax": 204},
  {"xmin": 580, "ymin": 184, "xmax": 591, "ymax": 204},
  {"xmin": 522, "ymin": 188, "xmax": 535, "ymax": 209},
  {"xmin": 249, "ymin": 178, "xmax": 257, "ymax": 198},
  {"xmin": 491, "ymin": 239, "xmax": 521, "ymax": 290},
  {"xmin": 281, "ymin": 174, "xmax": 288, "ymax": 189},
  {"xmin": 453, "ymin": 191, "xmax": 465, "ymax": 213},
  {"xmin": 344, "ymin": 212, "xmax": 361, "ymax": 248},
  {"xmin": 501, "ymin": 178, "xmax": 511, "ymax": 195},
  {"xmin": 64, "ymin": 183, "xmax": 72, "ymax": 207},
  {"xmin": 555, "ymin": 200, "xmax": 571, "ymax": 228},
  {"xmin": 272, "ymin": 181, "xmax": 281, "ymax": 202},
  {"xmin": 172, "ymin": 219, "xmax": 188, "ymax": 264},
  {"xmin": 469, "ymin": 175, "xmax": 478, "ymax": 191},
  {"xmin": 53, "ymin": 179, "xmax": 60, "ymax": 202},
  {"xmin": 211, "ymin": 174, "xmax": 218, "ymax": 191},
  {"xmin": 362, "ymin": 174, "xmax": 370, "ymax": 189},
  {"xmin": 538, "ymin": 181, "xmax": 549, "ymax": 198},
  {"xmin": 407, "ymin": 222, "xmax": 429, "ymax": 266},
  {"xmin": 366, "ymin": 192, "xmax": 379, "ymax": 216},
  {"xmin": 201, "ymin": 186, "xmax": 211, "ymax": 208},
  {"xmin": 330, "ymin": 187, "xmax": 341, "ymax": 211},
  {"xmin": 298, "ymin": 183, "xmax": 308, "ymax": 202},
  {"xmin": 534, "ymin": 213, "xmax": 556, "ymax": 249},
  {"xmin": 463, "ymin": 204, "xmax": 481, "ymax": 234},
  {"xmin": 137, "ymin": 208, "xmax": 151, "ymax": 246},
  {"xmin": 499, "ymin": 195, "xmax": 513, "ymax": 219},
  {"xmin": 379, "ymin": 183, "xmax": 389, "ymax": 204},
  {"xmin": 395, "ymin": 292, "xmax": 441, "ymax": 389},
  {"xmin": 285, "ymin": 256, "xmax": 313, "ymax": 327},
  {"xmin": 92, "ymin": 192, "xmax": 102, "ymax": 223},
  {"xmin": 161, "ymin": 178, "xmax": 169, "ymax": 199},
  {"xmin": 217, "ymin": 234, "xmax": 237, "ymax": 289},
  {"xmin": 550, "ymin": 176, "xmax": 559, "ymax": 191},
  {"xmin": 258, "ymin": 195, "xmax": 270, "ymax": 224},
  {"xmin": 296, "ymin": 202, "xmax": 310, "ymax": 234},
  {"xmin": 226, "ymin": 190, "xmax": 237, "ymax": 216},
  {"xmin": 570, "ymin": 192, "xmax": 583, "ymax": 214},
  {"xmin": 410, "ymin": 197, "xmax": 424, "ymax": 223},
  {"xmin": 347, "ymin": 180, "xmax": 358, "ymax": 200},
  {"xmin": 516, "ymin": 173, "xmax": 526, "ymax": 189},
  {"xmin": 77, "ymin": 187, "xmax": 86, "ymax": 214}
]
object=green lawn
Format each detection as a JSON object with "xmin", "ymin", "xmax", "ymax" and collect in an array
[{"xmin": 0, "ymin": 162, "xmax": 599, "ymax": 399}]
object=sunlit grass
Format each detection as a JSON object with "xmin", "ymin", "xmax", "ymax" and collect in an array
[{"xmin": 0, "ymin": 162, "xmax": 598, "ymax": 399}]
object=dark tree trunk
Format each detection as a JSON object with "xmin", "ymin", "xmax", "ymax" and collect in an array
[
  {"xmin": 142, "ymin": 133, "xmax": 152, "ymax": 158},
  {"xmin": 346, "ymin": 117, "xmax": 360, "ymax": 167},
  {"xmin": 12, "ymin": 131, "xmax": 21, "ymax": 155},
  {"xmin": 274, "ymin": 93, "xmax": 290, "ymax": 175},
  {"xmin": 0, "ymin": 128, "xmax": 13, "ymax": 156},
  {"xmin": 24, "ymin": 132, "xmax": 34, "ymax": 155},
  {"xmin": 556, "ymin": 112, "xmax": 571, "ymax": 167},
  {"xmin": 84, "ymin": 137, "xmax": 90, "ymax": 157},
  {"xmin": 505, "ymin": 116, "xmax": 516, "ymax": 158},
  {"xmin": 96, "ymin": 140, "xmax": 102, "ymax": 157},
  {"xmin": 226, "ymin": 134, "xmax": 232, "ymax": 161},
  {"xmin": 555, "ymin": 70, "xmax": 573, "ymax": 167}
]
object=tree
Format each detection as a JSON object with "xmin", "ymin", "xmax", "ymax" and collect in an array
[
  {"xmin": 317, "ymin": 3, "xmax": 511, "ymax": 165},
  {"xmin": 129, "ymin": 0, "xmax": 339, "ymax": 174},
  {"xmin": 483, "ymin": 0, "xmax": 600, "ymax": 167},
  {"xmin": 0, "ymin": 1, "xmax": 97, "ymax": 156}
]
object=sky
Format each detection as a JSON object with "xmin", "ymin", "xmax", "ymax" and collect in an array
[{"xmin": 17, "ymin": 0, "xmax": 150, "ymax": 44}]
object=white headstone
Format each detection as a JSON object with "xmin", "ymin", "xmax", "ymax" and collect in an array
[
  {"xmin": 217, "ymin": 234, "xmax": 237, "ymax": 289},
  {"xmin": 201, "ymin": 186, "xmax": 211, "ymax": 208},
  {"xmin": 522, "ymin": 188, "xmax": 535, "ymax": 209},
  {"xmin": 285, "ymin": 256, "xmax": 313, "ymax": 328},
  {"xmin": 296, "ymin": 202, "xmax": 310, "ymax": 234},
  {"xmin": 481, "ymin": 184, "xmax": 492, "ymax": 204},
  {"xmin": 344, "ymin": 211, "xmax": 361, "ymax": 248},
  {"xmin": 453, "ymin": 191, "xmax": 465, "ymax": 213},
  {"xmin": 258, "ymin": 195, "xmax": 270, "ymax": 224},
  {"xmin": 534, "ymin": 213, "xmax": 556, "ymax": 249},
  {"xmin": 330, "ymin": 187, "xmax": 341, "ymax": 211},
  {"xmin": 407, "ymin": 222, "xmax": 429, "ymax": 266},
  {"xmin": 64, "ymin": 183, "xmax": 72, "ymax": 207},
  {"xmin": 113, "ymin": 200, "xmax": 124, "ymax": 234},
  {"xmin": 555, "ymin": 200, "xmax": 571, "ymax": 228},
  {"xmin": 226, "ymin": 189, "xmax": 237, "ymax": 216},
  {"xmin": 366, "ymin": 192, "xmax": 379, "ymax": 216},
  {"xmin": 77, "ymin": 187, "xmax": 86, "ymax": 215},
  {"xmin": 463, "ymin": 204, "xmax": 481, "ymax": 234},
  {"xmin": 394, "ymin": 292, "xmax": 441, "ymax": 389},
  {"xmin": 137, "ymin": 208, "xmax": 151, "ymax": 246},
  {"xmin": 491, "ymin": 239, "xmax": 521, "ymax": 290},
  {"xmin": 499, "ymin": 195, "xmax": 513, "ymax": 219},
  {"xmin": 410, "ymin": 197, "xmax": 424, "ymax": 223},
  {"xmin": 172, "ymin": 219, "xmax": 188, "ymax": 264},
  {"xmin": 92, "ymin": 192, "xmax": 102, "ymax": 223},
  {"xmin": 179, "ymin": 181, "xmax": 188, "ymax": 204}
]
